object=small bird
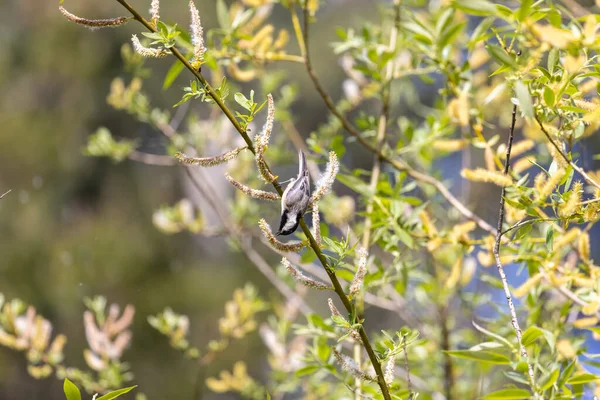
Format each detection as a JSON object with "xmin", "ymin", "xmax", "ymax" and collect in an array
[{"xmin": 277, "ymin": 150, "xmax": 311, "ymax": 236}]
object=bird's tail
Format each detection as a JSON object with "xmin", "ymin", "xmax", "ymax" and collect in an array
[{"xmin": 297, "ymin": 150, "xmax": 308, "ymax": 179}]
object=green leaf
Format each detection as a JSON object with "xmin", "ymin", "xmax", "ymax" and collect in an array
[
  {"xmin": 514, "ymin": 80, "xmax": 533, "ymax": 118},
  {"xmin": 486, "ymin": 45, "xmax": 516, "ymax": 68},
  {"xmin": 163, "ymin": 61, "xmax": 185, "ymax": 90},
  {"xmin": 521, "ymin": 326, "xmax": 544, "ymax": 347},
  {"xmin": 558, "ymin": 360, "xmax": 577, "ymax": 388},
  {"xmin": 543, "ymin": 86, "xmax": 556, "ymax": 107},
  {"xmin": 548, "ymin": 48, "xmax": 559, "ymax": 74},
  {"xmin": 445, "ymin": 350, "xmax": 510, "ymax": 364},
  {"xmin": 96, "ymin": 386, "xmax": 137, "ymax": 400},
  {"xmin": 482, "ymin": 388, "xmax": 531, "ymax": 399},
  {"xmin": 546, "ymin": 225, "xmax": 554, "ymax": 253},
  {"xmin": 216, "ymin": 0, "xmax": 230, "ymax": 29},
  {"xmin": 513, "ymin": 223, "xmax": 532, "ymax": 241},
  {"xmin": 63, "ymin": 379, "xmax": 82, "ymax": 400},
  {"xmin": 295, "ymin": 365, "xmax": 320, "ymax": 377},
  {"xmin": 331, "ymin": 314, "xmax": 350, "ymax": 327},
  {"xmin": 566, "ymin": 373, "xmax": 599, "ymax": 384},
  {"xmin": 234, "ymin": 92, "xmax": 253, "ymax": 111},
  {"xmin": 453, "ymin": 0, "xmax": 497, "ymax": 15},
  {"xmin": 517, "ymin": 0, "xmax": 533, "ymax": 22},
  {"xmin": 539, "ymin": 368, "xmax": 560, "ymax": 391}
]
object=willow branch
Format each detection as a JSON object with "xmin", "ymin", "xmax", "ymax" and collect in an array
[
  {"xmin": 534, "ymin": 114, "xmax": 600, "ymax": 191},
  {"xmin": 356, "ymin": 2, "xmax": 400, "ymax": 397},
  {"xmin": 114, "ymin": 1, "xmax": 390, "ymax": 397},
  {"xmin": 300, "ymin": 4, "xmax": 495, "ymax": 235},
  {"xmin": 494, "ymin": 105, "xmax": 535, "ymax": 387}
]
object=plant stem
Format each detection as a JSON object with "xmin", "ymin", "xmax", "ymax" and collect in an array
[
  {"xmin": 494, "ymin": 104, "xmax": 535, "ymax": 387},
  {"xmin": 114, "ymin": 1, "xmax": 391, "ymax": 397},
  {"xmin": 534, "ymin": 114, "xmax": 600, "ymax": 191}
]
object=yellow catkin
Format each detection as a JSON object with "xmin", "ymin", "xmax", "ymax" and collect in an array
[
  {"xmin": 273, "ymin": 30, "xmax": 289, "ymax": 50},
  {"xmin": 547, "ymin": 142, "xmax": 569, "ymax": 168},
  {"xmin": 451, "ymin": 221, "xmax": 477, "ymax": 243},
  {"xmin": 445, "ymin": 257, "xmax": 463, "ymax": 290},
  {"xmin": 554, "ymin": 228, "xmax": 581, "ymax": 249},
  {"xmin": 512, "ymin": 157, "xmax": 535, "ymax": 174},
  {"xmin": 583, "ymin": 301, "xmax": 600, "ymax": 316},
  {"xmin": 426, "ymin": 238, "xmax": 443, "ymax": 252},
  {"xmin": 557, "ymin": 339, "xmax": 577, "ymax": 360},
  {"xmin": 559, "ymin": 181, "xmax": 583, "ymax": 217},
  {"xmin": 536, "ymin": 169, "xmax": 566, "ymax": 202},
  {"xmin": 433, "ymin": 139, "xmax": 468, "ymax": 152},
  {"xmin": 499, "ymin": 140, "xmax": 535, "ymax": 159},
  {"xmin": 505, "ymin": 204, "xmax": 526, "ymax": 224},
  {"xmin": 484, "ymin": 146, "xmax": 496, "ymax": 171},
  {"xmin": 579, "ymin": 79, "xmax": 599, "ymax": 95},
  {"xmin": 461, "ymin": 168, "xmax": 513, "ymax": 187},
  {"xmin": 513, "ymin": 273, "xmax": 543, "ymax": 297},
  {"xmin": 573, "ymin": 317, "xmax": 599, "ymax": 328},
  {"xmin": 578, "ymin": 231, "xmax": 590, "ymax": 261},
  {"xmin": 534, "ymin": 173, "xmax": 546, "ymax": 192},
  {"xmin": 241, "ymin": 24, "xmax": 274, "ymax": 50},
  {"xmin": 419, "ymin": 210, "xmax": 438, "ymax": 237},
  {"xmin": 227, "ymin": 63, "xmax": 257, "ymax": 82},
  {"xmin": 573, "ymin": 99, "xmax": 600, "ymax": 111}
]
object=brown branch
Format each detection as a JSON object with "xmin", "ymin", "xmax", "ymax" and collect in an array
[
  {"xmin": 439, "ymin": 305, "xmax": 454, "ymax": 400},
  {"xmin": 356, "ymin": 2, "xmax": 400, "ymax": 397},
  {"xmin": 534, "ymin": 114, "xmax": 600, "ymax": 191},
  {"xmin": 111, "ymin": 2, "xmax": 392, "ymax": 396},
  {"xmin": 494, "ymin": 105, "xmax": 535, "ymax": 386},
  {"xmin": 300, "ymin": 4, "xmax": 495, "ymax": 235}
]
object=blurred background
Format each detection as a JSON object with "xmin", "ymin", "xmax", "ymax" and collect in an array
[{"xmin": 2, "ymin": 0, "xmax": 600, "ymax": 399}]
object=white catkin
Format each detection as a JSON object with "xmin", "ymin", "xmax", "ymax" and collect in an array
[
  {"xmin": 131, "ymin": 35, "xmax": 168, "ymax": 58},
  {"xmin": 311, "ymin": 151, "xmax": 339, "ymax": 203},
  {"xmin": 348, "ymin": 248, "xmax": 368, "ymax": 298},
  {"xmin": 328, "ymin": 298, "xmax": 343, "ymax": 318},
  {"xmin": 150, "ymin": 0, "xmax": 160, "ymax": 25},
  {"xmin": 255, "ymin": 95, "xmax": 276, "ymax": 183},
  {"xmin": 333, "ymin": 348, "xmax": 376, "ymax": 382},
  {"xmin": 59, "ymin": 6, "xmax": 129, "ymax": 29},
  {"xmin": 384, "ymin": 354, "xmax": 396, "ymax": 385},
  {"xmin": 282, "ymin": 258, "xmax": 330, "ymax": 290},
  {"xmin": 225, "ymin": 174, "xmax": 279, "ymax": 201},
  {"xmin": 189, "ymin": 0, "xmax": 206, "ymax": 64},
  {"xmin": 258, "ymin": 219, "xmax": 306, "ymax": 252},
  {"xmin": 175, "ymin": 147, "xmax": 246, "ymax": 166},
  {"xmin": 311, "ymin": 202, "xmax": 322, "ymax": 247}
]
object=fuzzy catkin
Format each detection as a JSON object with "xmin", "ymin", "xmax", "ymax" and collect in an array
[
  {"xmin": 281, "ymin": 258, "xmax": 330, "ymax": 290},
  {"xmin": 59, "ymin": 6, "xmax": 129, "ymax": 29},
  {"xmin": 258, "ymin": 219, "xmax": 306, "ymax": 252}
]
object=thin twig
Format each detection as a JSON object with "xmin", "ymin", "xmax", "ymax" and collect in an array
[
  {"xmin": 113, "ymin": 2, "xmax": 391, "ymax": 397},
  {"xmin": 356, "ymin": 2, "xmax": 401, "ymax": 397},
  {"xmin": 129, "ymin": 150, "xmax": 176, "ymax": 166},
  {"xmin": 300, "ymin": 3, "xmax": 495, "ymax": 235},
  {"xmin": 0, "ymin": 190, "xmax": 11, "ymax": 199},
  {"xmin": 402, "ymin": 334, "xmax": 413, "ymax": 399},
  {"xmin": 494, "ymin": 104, "xmax": 535, "ymax": 387},
  {"xmin": 534, "ymin": 114, "xmax": 600, "ymax": 191}
]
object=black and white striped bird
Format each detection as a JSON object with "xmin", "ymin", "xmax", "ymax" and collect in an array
[{"xmin": 276, "ymin": 150, "xmax": 311, "ymax": 236}]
